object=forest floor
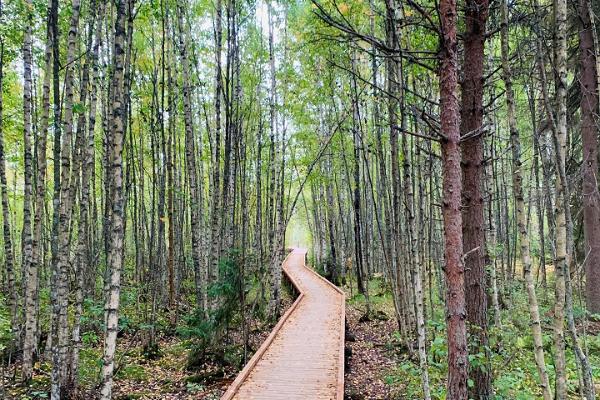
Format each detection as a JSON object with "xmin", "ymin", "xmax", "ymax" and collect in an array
[
  {"xmin": 344, "ymin": 281, "xmax": 405, "ymax": 399},
  {"xmin": 4, "ymin": 272, "xmax": 600, "ymax": 399},
  {"xmin": 343, "ymin": 274, "xmax": 600, "ymax": 399},
  {"xmin": 3, "ymin": 294, "xmax": 294, "ymax": 400}
]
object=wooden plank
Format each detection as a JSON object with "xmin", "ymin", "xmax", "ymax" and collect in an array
[
  {"xmin": 220, "ymin": 251, "xmax": 304, "ymax": 399},
  {"xmin": 300, "ymin": 251, "xmax": 345, "ymax": 400},
  {"xmin": 220, "ymin": 248, "xmax": 345, "ymax": 400}
]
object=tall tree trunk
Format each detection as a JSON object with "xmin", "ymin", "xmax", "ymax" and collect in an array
[
  {"xmin": 350, "ymin": 54, "xmax": 368, "ymax": 300},
  {"xmin": 267, "ymin": 2, "xmax": 282, "ymax": 318},
  {"xmin": 403, "ymin": 127, "xmax": 430, "ymax": 399},
  {"xmin": 21, "ymin": 0, "xmax": 35, "ymax": 343},
  {"xmin": 47, "ymin": 0, "xmax": 60, "ymax": 361},
  {"xmin": 385, "ymin": 0, "xmax": 409, "ymax": 335},
  {"xmin": 553, "ymin": 0, "xmax": 568, "ymax": 395},
  {"xmin": 177, "ymin": 0, "xmax": 205, "ymax": 312},
  {"xmin": 460, "ymin": 0, "xmax": 490, "ymax": 396},
  {"xmin": 167, "ymin": 17, "xmax": 177, "ymax": 322},
  {"xmin": 22, "ymin": 0, "xmax": 52, "ymax": 381},
  {"xmin": 528, "ymin": 88, "xmax": 548, "ymax": 291},
  {"xmin": 69, "ymin": 1, "xmax": 103, "ymax": 391},
  {"xmin": 255, "ymin": 116, "xmax": 264, "ymax": 277},
  {"xmin": 501, "ymin": 1, "xmax": 552, "ymax": 397},
  {"xmin": 209, "ymin": 0, "xmax": 224, "ymax": 307},
  {"xmin": 51, "ymin": 1, "xmax": 81, "ymax": 397},
  {"xmin": 0, "ymin": 0, "xmax": 16, "ymax": 335},
  {"xmin": 166, "ymin": 90, "xmax": 179, "ymax": 327},
  {"xmin": 369, "ymin": 0, "xmax": 392, "ymax": 295},
  {"xmin": 326, "ymin": 149, "xmax": 339, "ymax": 285},
  {"xmin": 439, "ymin": 0, "xmax": 468, "ymax": 396},
  {"xmin": 579, "ymin": 0, "xmax": 600, "ymax": 315},
  {"xmin": 166, "ymin": 45, "xmax": 178, "ymax": 323},
  {"xmin": 485, "ymin": 144, "xmax": 501, "ymax": 327},
  {"xmin": 566, "ymin": 2, "xmax": 599, "ymax": 397},
  {"xmin": 100, "ymin": 0, "xmax": 128, "ymax": 397}
]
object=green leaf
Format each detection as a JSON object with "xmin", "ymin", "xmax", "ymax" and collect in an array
[{"xmin": 73, "ymin": 102, "xmax": 86, "ymax": 114}]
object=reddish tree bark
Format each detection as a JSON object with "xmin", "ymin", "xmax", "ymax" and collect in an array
[
  {"xmin": 579, "ymin": 0, "xmax": 600, "ymax": 315},
  {"xmin": 439, "ymin": 0, "xmax": 468, "ymax": 397},
  {"xmin": 459, "ymin": 0, "xmax": 491, "ymax": 397}
]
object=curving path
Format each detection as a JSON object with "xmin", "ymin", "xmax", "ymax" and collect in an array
[{"xmin": 221, "ymin": 248, "xmax": 345, "ymax": 400}]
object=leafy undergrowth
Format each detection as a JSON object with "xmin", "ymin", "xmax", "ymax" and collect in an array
[
  {"xmin": 108, "ymin": 305, "xmax": 293, "ymax": 400},
  {"xmin": 344, "ymin": 277, "xmax": 600, "ymax": 400},
  {"xmin": 111, "ymin": 335, "xmax": 225, "ymax": 400},
  {"xmin": 344, "ymin": 281, "xmax": 406, "ymax": 399},
  {"xmin": 3, "ymin": 297, "xmax": 293, "ymax": 400}
]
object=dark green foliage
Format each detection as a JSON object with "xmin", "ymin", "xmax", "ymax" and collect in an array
[
  {"xmin": 313, "ymin": 253, "xmax": 341, "ymax": 285},
  {"xmin": 142, "ymin": 340, "xmax": 162, "ymax": 360},
  {"xmin": 179, "ymin": 249, "xmax": 246, "ymax": 369},
  {"xmin": 0, "ymin": 294, "xmax": 13, "ymax": 360},
  {"xmin": 209, "ymin": 249, "xmax": 244, "ymax": 329}
]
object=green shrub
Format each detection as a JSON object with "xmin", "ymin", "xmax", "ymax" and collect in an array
[
  {"xmin": 179, "ymin": 249, "xmax": 247, "ymax": 368},
  {"xmin": 0, "ymin": 294, "xmax": 13, "ymax": 355}
]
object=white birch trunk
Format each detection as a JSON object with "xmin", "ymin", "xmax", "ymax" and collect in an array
[
  {"xmin": 501, "ymin": 1, "xmax": 552, "ymax": 398},
  {"xmin": 100, "ymin": 0, "xmax": 127, "ymax": 397}
]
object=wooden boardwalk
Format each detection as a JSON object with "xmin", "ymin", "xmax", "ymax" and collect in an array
[{"xmin": 221, "ymin": 248, "xmax": 345, "ymax": 400}]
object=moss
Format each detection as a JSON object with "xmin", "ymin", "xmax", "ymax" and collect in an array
[{"xmin": 115, "ymin": 364, "xmax": 148, "ymax": 382}]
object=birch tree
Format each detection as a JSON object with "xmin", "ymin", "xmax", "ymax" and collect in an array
[
  {"xmin": 100, "ymin": 0, "xmax": 129, "ymax": 397},
  {"xmin": 552, "ymin": 0, "xmax": 568, "ymax": 395},
  {"xmin": 501, "ymin": 1, "xmax": 551, "ymax": 397},
  {"xmin": 50, "ymin": 0, "xmax": 80, "ymax": 397},
  {"xmin": 0, "ymin": 0, "xmax": 16, "ymax": 335},
  {"xmin": 22, "ymin": 0, "xmax": 52, "ymax": 382}
]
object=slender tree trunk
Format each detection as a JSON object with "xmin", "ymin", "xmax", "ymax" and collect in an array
[
  {"xmin": 69, "ymin": 1, "xmax": 103, "ymax": 391},
  {"xmin": 46, "ymin": 0, "xmax": 60, "ymax": 361},
  {"xmin": 460, "ymin": 0, "xmax": 490, "ymax": 396},
  {"xmin": 326, "ymin": 149, "xmax": 339, "ymax": 285},
  {"xmin": 369, "ymin": 0, "xmax": 392, "ymax": 295},
  {"xmin": 485, "ymin": 145, "xmax": 501, "ymax": 327},
  {"xmin": 166, "ymin": 47, "xmax": 178, "ymax": 323},
  {"xmin": 209, "ymin": 0, "xmax": 223, "ymax": 308},
  {"xmin": 166, "ymin": 39, "xmax": 177, "ymax": 323},
  {"xmin": 51, "ymin": 1, "xmax": 81, "ymax": 397},
  {"xmin": 501, "ymin": 1, "xmax": 552, "ymax": 397},
  {"xmin": 177, "ymin": 0, "xmax": 204, "ymax": 312},
  {"xmin": 439, "ymin": 0, "xmax": 468, "ymax": 396},
  {"xmin": 255, "ymin": 117, "xmax": 264, "ymax": 275},
  {"xmin": 100, "ymin": 1, "xmax": 128, "ymax": 397},
  {"xmin": 22, "ymin": 0, "xmax": 52, "ymax": 381},
  {"xmin": 528, "ymin": 86, "xmax": 548, "ymax": 290},
  {"xmin": 267, "ymin": 3, "xmax": 282, "ymax": 318},
  {"xmin": 0, "ymin": 0, "xmax": 16, "ymax": 336},
  {"xmin": 273, "ymin": 65, "xmax": 287, "ymax": 316},
  {"xmin": 553, "ymin": 0, "xmax": 568, "ymax": 395},
  {"xmin": 21, "ymin": 0, "xmax": 35, "ymax": 344},
  {"xmin": 385, "ymin": 0, "xmax": 408, "ymax": 334},
  {"xmin": 350, "ymin": 54, "xmax": 368, "ymax": 300},
  {"xmin": 403, "ymin": 127, "xmax": 430, "ymax": 398}
]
